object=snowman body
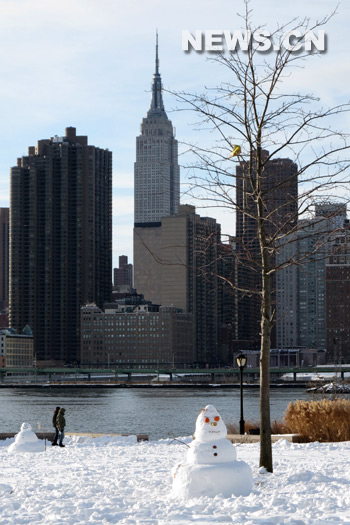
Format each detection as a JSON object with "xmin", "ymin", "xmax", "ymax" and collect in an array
[
  {"xmin": 172, "ymin": 405, "xmax": 253, "ymax": 498},
  {"xmin": 8, "ymin": 422, "xmax": 45, "ymax": 453}
]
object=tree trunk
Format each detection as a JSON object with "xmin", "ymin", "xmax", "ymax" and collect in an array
[
  {"xmin": 256, "ymin": 142, "xmax": 273, "ymax": 472},
  {"xmin": 259, "ymin": 268, "xmax": 273, "ymax": 472}
]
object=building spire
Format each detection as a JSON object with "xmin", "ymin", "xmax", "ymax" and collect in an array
[
  {"xmin": 155, "ymin": 29, "xmax": 159, "ymax": 75},
  {"xmin": 148, "ymin": 31, "xmax": 166, "ymax": 117}
]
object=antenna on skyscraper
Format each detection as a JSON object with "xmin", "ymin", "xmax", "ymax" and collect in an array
[{"xmin": 155, "ymin": 29, "xmax": 159, "ymax": 75}]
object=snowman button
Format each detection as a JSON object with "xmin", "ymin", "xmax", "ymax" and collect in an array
[
  {"xmin": 213, "ymin": 445, "xmax": 217, "ymax": 449},
  {"xmin": 214, "ymin": 453, "xmax": 218, "ymax": 456}
]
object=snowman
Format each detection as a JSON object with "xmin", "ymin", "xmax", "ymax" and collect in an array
[
  {"xmin": 8, "ymin": 422, "xmax": 45, "ymax": 453},
  {"xmin": 172, "ymin": 405, "xmax": 253, "ymax": 498}
]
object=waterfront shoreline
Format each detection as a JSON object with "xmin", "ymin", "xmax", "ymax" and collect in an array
[
  {"xmin": 0, "ymin": 383, "xmax": 311, "ymax": 439},
  {"xmin": 0, "ymin": 381, "xmax": 309, "ymax": 389}
]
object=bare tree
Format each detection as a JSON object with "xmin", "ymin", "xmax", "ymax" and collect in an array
[{"xmin": 172, "ymin": 2, "xmax": 350, "ymax": 472}]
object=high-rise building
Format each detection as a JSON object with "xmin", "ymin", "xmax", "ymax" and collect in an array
[
  {"xmin": 114, "ymin": 255, "xmax": 133, "ymax": 288},
  {"xmin": 134, "ymin": 34, "xmax": 180, "ymax": 225},
  {"xmin": 134, "ymin": 205, "xmax": 221, "ymax": 366},
  {"xmin": 133, "ymin": 40, "xmax": 224, "ymax": 365},
  {"xmin": 235, "ymin": 152, "xmax": 298, "ymax": 345},
  {"xmin": 275, "ymin": 231, "xmax": 299, "ymax": 348},
  {"xmin": 296, "ymin": 204, "xmax": 347, "ymax": 351},
  {"xmin": 216, "ymin": 239, "xmax": 237, "ymax": 364},
  {"xmin": 276, "ymin": 203, "xmax": 347, "ymax": 350},
  {"xmin": 9, "ymin": 127, "xmax": 112, "ymax": 363},
  {"xmin": 0, "ymin": 208, "xmax": 9, "ymax": 311},
  {"xmin": 236, "ymin": 152, "xmax": 298, "ymax": 241},
  {"xmin": 326, "ymin": 230, "xmax": 350, "ymax": 363}
]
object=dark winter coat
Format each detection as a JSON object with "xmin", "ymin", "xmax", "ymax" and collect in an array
[
  {"xmin": 56, "ymin": 408, "xmax": 66, "ymax": 431},
  {"xmin": 53, "ymin": 407, "xmax": 60, "ymax": 428}
]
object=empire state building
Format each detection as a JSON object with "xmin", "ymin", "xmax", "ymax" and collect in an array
[
  {"xmin": 133, "ymin": 38, "xmax": 221, "ymax": 366},
  {"xmin": 134, "ymin": 35, "xmax": 180, "ymax": 225}
]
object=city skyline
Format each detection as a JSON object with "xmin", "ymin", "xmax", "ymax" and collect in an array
[{"xmin": 0, "ymin": 0, "xmax": 349, "ymax": 268}]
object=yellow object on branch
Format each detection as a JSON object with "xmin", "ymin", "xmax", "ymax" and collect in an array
[{"xmin": 229, "ymin": 145, "xmax": 241, "ymax": 157}]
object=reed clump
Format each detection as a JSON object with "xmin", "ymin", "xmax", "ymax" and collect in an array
[
  {"xmin": 270, "ymin": 419, "xmax": 291, "ymax": 435},
  {"xmin": 226, "ymin": 421, "xmax": 259, "ymax": 434},
  {"xmin": 226, "ymin": 422, "xmax": 239, "ymax": 434},
  {"xmin": 226, "ymin": 420, "xmax": 288, "ymax": 435},
  {"xmin": 284, "ymin": 398, "xmax": 350, "ymax": 442},
  {"xmin": 243, "ymin": 420, "xmax": 260, "ymax": 434}
]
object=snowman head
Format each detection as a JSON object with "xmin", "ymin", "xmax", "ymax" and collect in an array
[
  {"xmin": 20, "ymin": 422, "xmax": 32, "ymax": 432},
  {"xmin": 194, "ymin": 405, "xmax": 227, "ymax": 442}
]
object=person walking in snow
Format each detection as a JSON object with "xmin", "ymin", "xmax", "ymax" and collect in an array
[
  {"xmin": 56, "ymin": 407, "xmax": 66, "ymax": 448},
  {"xmin": 52, "ymin": 406, "xmax": 60, "ymax": 446}
]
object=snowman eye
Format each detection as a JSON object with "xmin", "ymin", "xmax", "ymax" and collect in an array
[
  {"xmin": 205, "ymin": 417, "xmax": 210, "ymax": 423},
  {"xmin": 214, "ymin": 416, "xmax": 220, "ymax": 422}
]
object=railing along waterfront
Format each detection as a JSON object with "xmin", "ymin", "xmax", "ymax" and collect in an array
[{"xmin": 1, "ymin": 365, "xmax": 350, "ymax": 383}]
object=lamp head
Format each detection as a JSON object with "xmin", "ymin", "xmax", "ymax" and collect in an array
[{"xmin": 236, "ymin": 353, "xmax": 247, "ymax": 368}]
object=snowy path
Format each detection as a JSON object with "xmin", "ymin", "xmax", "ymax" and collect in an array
[{"xmin": 1, "ymin": 436, "xmax": 350, "ymax": 524}]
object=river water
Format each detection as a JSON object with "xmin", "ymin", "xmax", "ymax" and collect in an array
[{"xmin": 0, "ymin": 386, "xmax": 313, "ymax": 440}]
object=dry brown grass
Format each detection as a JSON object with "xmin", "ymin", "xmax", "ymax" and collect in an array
[
  {"xmin": 284, "ymin": 398, "xmax": 350, "ymax": 442},
  {"xmin": 226, "ymin": 422, "xmax": 239, "ymax": 434},
  {"xmin": 244, "ymin": 420, "xmax": 260, "ymax": 434},
  {"xmin": 226, "ymin": 420, "xmax": 289, "ymax": 435},
  {"xmin": 226, "ymin": 421, "xmax": 260, "ymax": 434},
  {"xmin": 271, "ymin": 420, "xmax": 291, "ymax": 434}
]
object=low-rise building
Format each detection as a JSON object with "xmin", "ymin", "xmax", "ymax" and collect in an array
[
  {"xmin": 0, "ymin": 326, "xmax": 34, "ymax": 367},
  {"xmin": 237, "ymin": 347, "xmax": 326, "ymax": 369},
  {"xmin": 0, "ymin": 333, "xmax": 5, "ymax": 367},
  {"xmin": 80, "ymin": 304, "xmax": 194, "ymax": 367}
]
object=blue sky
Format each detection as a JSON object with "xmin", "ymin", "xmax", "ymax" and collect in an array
[{"xmin": 0, "ymin": 0, "xmax": 349, "ymax": 267}]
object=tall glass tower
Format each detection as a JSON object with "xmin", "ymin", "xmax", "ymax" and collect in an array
[{"xmin": 134, "ymin": 34, "xmax": 180, "ymax": 226}]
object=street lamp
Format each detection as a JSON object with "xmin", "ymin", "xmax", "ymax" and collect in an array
[{"xmin": 236, "ymin": 353, "xmax": 247, "ymax": 435}]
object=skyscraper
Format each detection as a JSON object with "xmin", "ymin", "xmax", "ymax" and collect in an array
[
  {"xmin": 133, "ymin": 39, "xmax": 221, "ymax": 365},
  {"xmin": 134, "ymin": 35, "xmax": 180, "ymax": 296},
  {"xmin": 326, "ymin": 229, "xmax": 350, "ymax": 363},
  {"xmin": 297, "ymin": 204, "xmax": 347, "ymax": 350},
  {"xmin": 134, "ymin": 34, "xmax": 180, "ymax": 225},
  {"xmin": 114, "ymin": 255, "xmax": 133, "ymax": 288},
  {"xmin": 134, "ymin": 205, "xmax": 221, "ymax": 366},
  {"xmin": 276, "ymin": 202, "xmax": 347, "ymax": 351},
  {"xmin": 0, "ymin": 208, "xmax": 9, "ymax": 311},
  {"xmin": 9, "ymin": 127, "xmax": 112, "ymax": 363},
  {"xmin": 235, "ymin": 152, "xmax": 298, "ymax": 345}
]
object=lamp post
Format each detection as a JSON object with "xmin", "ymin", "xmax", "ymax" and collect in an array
[{"xmin": 236, "ymin": 353, "xmax": 247, "ymax": 435}]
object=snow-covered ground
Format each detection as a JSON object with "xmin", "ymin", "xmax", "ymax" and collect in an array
[
  {"xmin": 280, "ymin": 372, "xmax": 350, "ymax": 382},
  {"xmin": 307, "ymin": 382, "xmax": 350, "ymax": 394},
  {"xmin": 1, "ymin": 434, "xmax": 350, "ymax": 524}
]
